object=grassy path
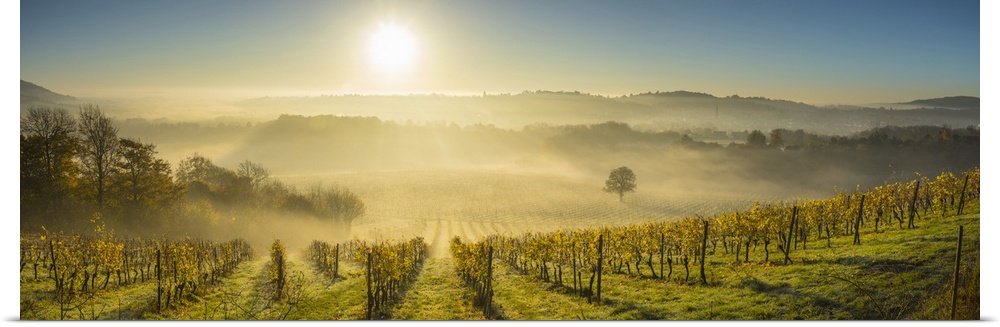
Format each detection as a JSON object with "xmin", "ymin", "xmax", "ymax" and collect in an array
[
  {"xmin": 281, "ymin": 252, "xmax": 368, "ymax": 320},
  {"xmin": 391, "ymin": 257, "xmax": 484, "ymax": 320},
  {"xmin": 149, "ymin": 250, "xmax": 370, "ymax": 320},
  {"xmin": 428, "ymin": 219, "xmax": 452, "ymax": 258}
]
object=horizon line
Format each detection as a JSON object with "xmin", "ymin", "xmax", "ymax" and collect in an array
[{"xmin": 22, "ymin": 80, "xmax": 977, "ymax": 108}]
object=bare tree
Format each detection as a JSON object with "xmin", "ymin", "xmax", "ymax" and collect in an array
[
  {"xmin": 308, "ymin": 185, "xmax": 366, "ymax": 238},
  {"xmin": 237, "ymin": 160, "xmax": 270, "ymax": 190},
  {"xmin": 21, "ymin": 106, "xmax": 78, "ymax": 181},
  {"xmin": 78, "ymin": 105, "xmax": 119, "ymax": 208},
  {"xmin": 604, "ymin": 166, "xmax": 637, "ymax": 202}
]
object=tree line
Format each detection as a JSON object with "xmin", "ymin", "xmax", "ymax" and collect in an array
[{"xmin": 20, "ymin": 105, "xmax": 365, "ymax": 238}]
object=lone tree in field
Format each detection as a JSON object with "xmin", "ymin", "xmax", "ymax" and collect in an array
[{"xmin": 604, "ymin": 166, "xmax": 637, "ymax": 202}]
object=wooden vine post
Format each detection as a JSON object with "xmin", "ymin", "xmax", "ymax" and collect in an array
[
  {"xmin": 700, "ymin": 219, "xmax": 708, "ymax": 285},
  {"xmin": 596, "ymin": 233, "xmax": 604, "ymax": 304},
  {"xmin": 486, "ymin": 246, "xmax": 494, "ymax": 319},
  {"xmin": 334, "ymin": 243, "xmax": 340, "ymax": 279},
  {"xmin": 950, "ymin": 225, "xmax": 964, "ymax": 320},
  {"xmin": 366, "ymin": 251, "xmax": 373, "ymax": 320},
  {"xmin": 853, "ymin": 194, "xmax": 865, "ymax": 245},
  {"xmin": 957, "ymin": 175, "xmax": 969, "ymax": 215},
  {"xmin": 783, "ymin": 206, "xmax": 797, "ymax": 265},
  {"xmin": 908, "ymin": 180, "xmax": 920, "ymax": 229},
  {"xmin": 792, "ymin": 207, "xmax": 799, "ymax": 250}
]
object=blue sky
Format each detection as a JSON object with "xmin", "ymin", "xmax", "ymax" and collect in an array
[
  {"xmin": 6, "ymin": 3, "xmax": 994, "ymax": 317},
  {"xmin": 19, "ymin": 0, "xmax": 980, "ymax": 104}
]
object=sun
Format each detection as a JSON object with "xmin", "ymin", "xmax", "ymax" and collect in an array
[{"xmin": 367, "ymin": 22, "xmax": 418, "ymax": 74}]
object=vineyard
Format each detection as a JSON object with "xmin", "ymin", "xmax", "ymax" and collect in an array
[
  {"xmin": 282, "ymin": 169, "xmax": 794, "ymax": 241},
  {"xmin": 19, "ymin": 226, "xmax": 254, "ymax": 320},
  {"xmin": 460, "ymin": 168, "xmax": 980, "ymax": 317},
  {"xmin": 19, "ymin": 168, "xmax": 980, "ymax": 320}
]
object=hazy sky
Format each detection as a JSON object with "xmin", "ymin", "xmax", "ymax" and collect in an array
[{"xmin": 20, "ymin": 0, "xmax": 979, "ymax": 104}]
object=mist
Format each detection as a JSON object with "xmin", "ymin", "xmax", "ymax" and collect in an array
[
  {"xmin": 132, "ymin": 113, "xmax": 977, "ymax": 249},
  {"xmin": 20, "ymin": 87, "xmax": 979, "ymax": 254}
]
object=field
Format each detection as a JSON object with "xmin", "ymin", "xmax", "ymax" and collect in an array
[
  {"xmin": 19, "ymin": 169, "xmax": 979, "ymax": 320},
  {"xmin": 19, "ymin": 0, "xmax": 981, "ymax": 320},
  {"xmin": 281, "ymin": 169, "xmax": 816, "ymax": 244}
]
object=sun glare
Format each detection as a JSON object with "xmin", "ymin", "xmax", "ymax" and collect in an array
[{"xmin": 368, "ymin": 22, "xmax": 418, "ymax": 74}]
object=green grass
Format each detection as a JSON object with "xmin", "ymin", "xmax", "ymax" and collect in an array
[
  {"xmin": 490, "ymin": 260, "xmax": 622, "ymax": 320},
  {"xmin": 19, "ymin": 265, "xmax": 160, "ymax": 320},
  {"xmin": 144, "ymin": 257, "xmax": 270, "ymax": 320},
  {"xmin": 20, "ymin": 203, "xmax": 979, "ymax": 320},
  {"xmin": 279, "ymin": 253, "xmax": 368, "ymax": 320},
  {"xmin": 496, "ymin": 207, "xmax": 979, "ymax": 320},
  {"xmin": 391, "ymin": 257, "xmax": 484, "ymax": 320},
  {"xmin": 410, "ymin": 204, "xmax": 978, "ymax": 320},
  {"xmin": 146, "ymin": 251, "xmax": 369, "ymax": 320}
]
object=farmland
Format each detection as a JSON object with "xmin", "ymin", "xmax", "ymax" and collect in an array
[
  {"xmin": 19, "ymin": 168, "xmax": 979, "ymax": 320},
  {"xmin": 19, "ymin": 0, "xmax": 981, "ymax": 319},
  {"xmin": 286, "ymin": 169, "xmax": 812, "ymax": 243}
]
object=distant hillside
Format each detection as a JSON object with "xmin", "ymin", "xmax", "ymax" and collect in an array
[
  {"xmin": 902, "ymin": 96, "xmax": 979, "ymax": 110},
  {"xmin": 18, "ymin": 80, "xmax": 980, "ymax": 136},
  {"xmin": 634, "ymin": 90, "xmax": 717, "ymax": 98},
  {"xmin": 238, "ymin": 90, "xmax": 979, "ymax": 135},
  {"xmin": 21, "ymin": 80, "xmax": 75, "ymax": 108}
]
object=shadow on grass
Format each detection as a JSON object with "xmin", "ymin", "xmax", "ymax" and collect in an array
[
  {"xmin": 736, "ymin": 276, "xmax": 847, "ymax": 319},
  {"xmin": 602, "ymin": 297, "xmax": 668, "ymax": 320},
  {"xmin": 544, "ymin": 280, "xmax": 675, "ymax": 320},
  {"xmin": 380, "ymin": 259, "xmax": 429, "ymax": 320},
  {"xmin": 486, "ymin": 302, "xmax": 508, "ymax": 320},
  {"xmin": 115, "ymin": 299, "xmax": 157, "ymax": 320},
  {"xmin": 825, "ymin": 256, "xmax": 922, "ymax": 272}
]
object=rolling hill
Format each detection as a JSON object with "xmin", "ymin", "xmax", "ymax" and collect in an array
[
  {"xmin": 902, "ymin": 96, "xmax": 979, "ymax": 110},
  {"xmin": 19, "ymin": 80, "xmax": 980, "ymax": 136},
  {"xmin": 20, "ymin": 80, "xmax": 76, "ymax": 109}
]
